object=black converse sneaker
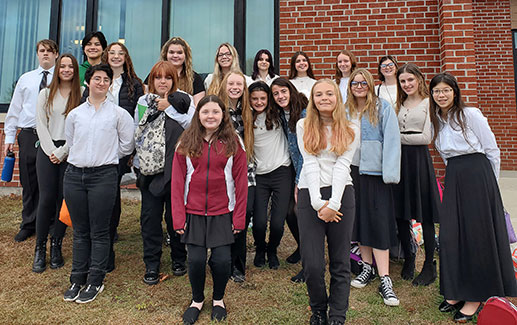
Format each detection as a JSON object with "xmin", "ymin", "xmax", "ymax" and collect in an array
[
  {"xmin": 378, "ymin": 276, "xmax": 400, "ymax": 306},
  {"xmin": 75, "ymin": 284, "xmax": 104, "ymax": 304},
  {"xmin": 351, "ymin": 262, "xmax": 376, "ymax": 288},
  {"xmin": 63, "ymin": 283, "xmax": 82, "ymax": 302}
]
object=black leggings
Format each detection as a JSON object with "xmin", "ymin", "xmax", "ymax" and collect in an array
[
  {"xmin": 35, "ymin": 144, "xmax": 67, "ymax": 243},
  {"xmin": 230, "ymin": 186, "xmax": 255, "ymax": 274},
  {"xmin": 397, "ymin": 218, "xmax": 435, "ymax": 262},
  {"xmin": 187, "ymin": 244, "xmax": 231, "ymax": 302}
]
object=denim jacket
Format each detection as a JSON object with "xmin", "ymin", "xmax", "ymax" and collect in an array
[
  {"xmin": 279, "ymin": 108, "xmax": 306, "ymax": 184},
  {"xmin": 359, "ymin": 98, "xmax": 401, "ymax": 184}
]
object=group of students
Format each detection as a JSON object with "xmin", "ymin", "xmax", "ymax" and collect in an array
[{"xmin": 4, "ymin": 32, "xmax": 517, "ymax": 324}]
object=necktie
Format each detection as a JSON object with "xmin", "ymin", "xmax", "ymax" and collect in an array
[{"xmin": 39, "ymin": 71, "xmax": 49, "ymax": 91}]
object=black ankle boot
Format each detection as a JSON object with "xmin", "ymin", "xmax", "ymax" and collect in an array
[
  {"xmin": 254, "ymin": 246, "xmax": 266, "ymax": 267},
  {"xmin": 267, "ymin": 246, "xmax": 280, "ymax": 270},
  {"xmin": 401, "ymin": 254, "xmax": 415, "ymax": 280},
  {"xmin": 49, "ymin": 237, "xmax": 64, "ymax": 269},
  {"xmin": 412, "ymin": 260, "xmax": 437, "ymax": 286},
  {"xmin": 32, "ymin": 240, "xmax": 47, "ymax": 273}
]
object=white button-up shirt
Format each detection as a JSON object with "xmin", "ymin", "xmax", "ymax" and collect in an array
[
  {"xmin": 65, "ymin": 98, "xmax": 135, "ymax": 167},
  {"xmin": 4, "ymin": 66, "xmax": 55, "ymax": 143}
]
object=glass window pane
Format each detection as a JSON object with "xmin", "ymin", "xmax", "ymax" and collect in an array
[
  {"xmin": 98, "ymin": 0, "xmax": 161, "ymax": 80},
  {"xmin": 170, "ymin": 0, "xmax": 234, "ymax": 74},
  {"xmin": 0, "ymin": 0, "xmax": 51, "ymax": 104},
  {"xmin": 59, "ymin": 0, "xmax": 87, "ymax": 61},
  {"xmin": 245, "ymin": 0, "xmax": 274, "ymax": 74}
]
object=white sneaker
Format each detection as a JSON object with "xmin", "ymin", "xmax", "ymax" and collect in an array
[
  {"xmin": 378, "ymin": 276, "xmax": 399, "ymax": 306},
  {"xmin": 351, "ymin": 262, "xmax": 376, "ymax": 288}
]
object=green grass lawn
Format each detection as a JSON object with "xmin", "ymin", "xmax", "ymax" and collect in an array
[{"xmin": 0, "ymin": 194, "xmax": 488, "ymax": 324}]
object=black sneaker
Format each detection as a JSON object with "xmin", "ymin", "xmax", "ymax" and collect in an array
[
  {"xmin": 329, "ymin": 320, "xmax": 345, "ymax": 325},
  {"xmin": 378, "ymin": 276, "xmax": 399, "ymax": 306},
  {"xmin": 286, "ymin": 248, "xmax": 301, "ymax": 264},
  {"xmin": 75, "ymin": 284, "xmax": 104, "ymax": 304},
  {"xmin": 290, "ymin": 269, "xmax": 305, "ymax": 283},
  {"xmin": 63, "ymin": 283, "xmax": 82, "ymax": 302},
  {"xmin": 351, "ymin": 262, "xmax": 376, "ymax": 289},
  {"xmin": 143, "ymin": 270, "xmax": 160, "ymax": 285},
  {"xmin": 310, "ymin": 310, "xmax": 328, "ymax": 325},
  {"xmin": 267, "ymin": 252, "xmax": 280, "ymax": 270},
  {"xmin": 230, "ymin": 268, "xmax": 245, "ymax": 283},
  {"xmin": 172, "ymin": 262, "xmax": 187, "ymax": 276}
]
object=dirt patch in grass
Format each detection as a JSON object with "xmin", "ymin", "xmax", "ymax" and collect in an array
[{"xmin": 1, "ymin": 196, "xmax": 516, "ymax": 324}]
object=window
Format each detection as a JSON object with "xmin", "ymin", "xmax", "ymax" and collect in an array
[
  {"xmin": 245, "ymin": 0, "xmax": 275, "ymax": 74},
  {"xmin": 0, "ymin": 0, "xmax": 51, "ymax": 105},
  {"xmin": 59, "ymin": 0, "xmax": 87, "ymax": 61}
]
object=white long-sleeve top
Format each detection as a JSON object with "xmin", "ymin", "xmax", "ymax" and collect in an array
[
  {"xmin": 435, "ymin": 106, "xmax": 500, "ymax": 179},
  {"xmin": 65, "ymin": 98, "xmax": 134, "ymax": 167},
  {"xmin": 290, "ymin": 76, "xmax": 317, "ymax": 99},
  {"xmin": 398, "ymin": 98, "xmax": 432, "ymax": 145},
  {"xmin": 4, "ymin": 66, "xmax": 55, "ymax": 143},
  {"xmin": 253, "ymin": 113, "xmax": 291, "ymax": 175},
  {"xmin": 297, "ymin": 118, "xmax": 360, "ymax": 212}
]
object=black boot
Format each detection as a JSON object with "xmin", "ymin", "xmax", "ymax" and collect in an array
[
  {"xmin": 267, "ymin": 245, "xmax": 280, "ymax": 270},
  {"xmin": 401, "ymin": 254, "xmax": 415, "ymax": 280},
  {"xmin": 49, "ymin": 237, "xmax": 64, "ymax": 269},
  {"xmin": 32, "ymin": 240, "xmax": 47, "ymax": 273},
  {"xmin": 412, "ymin": 260, "xmax": 437, "ymax": 286},
  {"xmin": 254, "ymin": 246, "xmax": 266, "ymax": 267}
]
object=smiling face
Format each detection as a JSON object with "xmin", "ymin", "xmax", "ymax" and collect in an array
[
  {"xmin": 398, "ymin": 72, "xmax": 419, "ymax": 97},
  {"xmin": 250, "ymin": 90, "xmax": 268, "ymax": 113},
  {"xmin": 271, "ymin": 85, "xmax": 290, "ymax": 109},
  {"xmin": 107, "ymin": 44, "xmax": 125, "ymax": 70},
  {"xmin": 432, "ymin": 82, "xmax": 455, "ymax": 111},
  {"xmin": 257, "ymin": 53, "xmax": 270, "ymax": 72},
  {"xmin": 337, "ymin": 54, "xmax": 352, "ymax": 76},
  {"xmin": 153, "ymin": 74, "xmax": 173, "ymax": 98},
  {"xmin": 313, "ymin": 82, "xmax": 337, "ymax": 117},
  {"xmin": 88, "ymin": 70, "xmax": 111, "ymax": 97},
  {"xmin": 37, "ymin": 45, "xmax": 58, "ymax": 70},
  {"xmin": 295, "ymin": 54, "xmax": 309, "ymax": 73},
  {"xmin": 84, "ymin": 37, "xmax": 103, "ymax": 61},
  {"xmin": 380, "ymin": 58, "xmax": 396, "ymax": 78},
  {"xmin": 226, "ymin": 73, "xmax": 244, "ymax": 100},
  {"xmin": 58, "ymin": 57, "xmax": 74, "ymax": 82},
  {"xmin": 199, "ymin": 101, "xmax": 223, "ymax": 134},
  {"xmin": 217, "ymin": 45, "xmax": 233, "ymax": 69},
  {"xmin": 350, "ymin": 73, "xmax": 369, "ymax": 99},
  {"xmin": 167, "ymin": 44, "xmax": 185, "ymax": 68}
]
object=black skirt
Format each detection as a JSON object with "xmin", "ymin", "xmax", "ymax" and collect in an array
[
  {"xmin": 181, "ymin": 213, "xmax": 235, "ymax": 248},
  {"xmin": 439, "ymin": 153, "xmax": 517, "ymax": 301},
  {"xmin": 351, "ymin": 168, "xmax": 398, "ymax": 250},
  {"xmin": 393, "ymin": 145, "xmax": 440, "ymax": 223}
]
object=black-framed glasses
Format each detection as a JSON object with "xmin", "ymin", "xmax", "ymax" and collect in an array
[
  {"xmin": 351, "ymin": 81, "xmax": 368, "ymax": 88},
  {"xmin": 218, "ymin": 52, "xmax": 232, "ymax": 58}
]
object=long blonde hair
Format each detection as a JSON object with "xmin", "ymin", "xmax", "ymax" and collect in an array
[
  {"xmin": 160, "ymin": 37, "xmax": 195, "ymax": 95},
  {"xmin": 346, "ymin": 68, "xmax": 378, "ymax": 126},
  {"xmin": 207, "ymin": 43, "xmax": 242, "ymax": 95},
  {"xmin": 217, "ymin": 71, "xmax": 253, "ymax": 161},
  {"xmin": 303, "ymin": 79, "xmax": 355, "ymax": 156}
]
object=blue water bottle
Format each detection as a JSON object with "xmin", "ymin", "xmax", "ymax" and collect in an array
[{"xmin": 1, "ymin": 151, "xmax": 15, "ymax": 182}]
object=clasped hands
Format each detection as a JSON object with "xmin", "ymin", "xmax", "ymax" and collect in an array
[{"xmin": 318, "ymin": 201, "xmax": 342, "ymax": 223}]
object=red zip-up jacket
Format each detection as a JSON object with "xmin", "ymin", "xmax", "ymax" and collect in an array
[{"xmin": 171, "ymin": 137, "xmax": 248, "ymax": 231}]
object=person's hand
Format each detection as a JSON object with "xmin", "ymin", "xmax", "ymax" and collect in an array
[
  {"xmin": 175, "ymin": 229, "xmax": 185, "ymax": 235},
  {"xmin": 319, "ymin": 207, "xmax": 342, "ymax": 223},
  {"xmin": 3, "ymin": 143, "xmax": 13, "ymax": 157},
  {"xmin": 232, "ymin": 224, "xmax": 241, "ymax": 235},
  {"xmin": 155, "ymin": 95, "xmax": 169, "ymax": 111},
  {"xmin": 294, "ymin": 186, "xmax": 299, "ymax": 204},
  {"xmin": 49, "ymin": 153, "xmax": 60, "ymax": 164}
]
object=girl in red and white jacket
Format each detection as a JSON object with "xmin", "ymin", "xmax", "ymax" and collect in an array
[{"xmin": 171, "ymin": 95, "xmax": 247, "ymax": 325}]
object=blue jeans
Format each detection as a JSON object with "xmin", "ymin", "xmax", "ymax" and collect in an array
[{"xmin": 64, "ymin": 164, "xmax": 118, "ymax": 286}]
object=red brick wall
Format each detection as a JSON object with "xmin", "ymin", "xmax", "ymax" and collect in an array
[{"xmin": 279, "ymin": 0, "xmax": 517, "ymax": 173}]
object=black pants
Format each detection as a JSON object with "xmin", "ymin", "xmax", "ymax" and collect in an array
[
  {"xmin": 253, "ymin": 165, "xmax": 293, "ymax": 253},
  {"xmin": 17, "ymin": 129, "xmax": 39, "ymax": 231},
  {"xmin": 64, "ymin": 164, "xmax": 118, "ymax": 286},
  {"xmin": 285, "ymin": 185, "xmax": 300, "ymax": 250},
  {"xmin": 397, "ymin": 218, "xmax": 436, "ymax": 262},
  {"xmin": 187, "ymin": 244, "xmax": 231, "ymax": 302},
  {"xmin": 139, "ymin": 179, "xmax": 186, "ymax": 272},
  {"xmin": 35, "ymin": 144, "xmax": 67, "ymax": 243},
  {"xmin": 230, "ymin": 186, "xmax": 255, "ymax": 274},
  {"xmin": 297, "ymin": 186, "xmax": 355, "ymax": 323}
]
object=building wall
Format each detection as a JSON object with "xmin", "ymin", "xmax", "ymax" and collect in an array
[{"xmin": 278, "ymin": 0, "xmax": 517, "ymax": 174}]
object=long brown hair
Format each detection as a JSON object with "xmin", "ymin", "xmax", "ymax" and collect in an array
[
  {"xmin": 334, "ymin": 50, "xmax": 357, "ymax": 85},
  {"xmin": 148, "ymin": 61, "xmax": 178, "ymax": 95},
  {"xmin": 45, "ymin": 53, "xmax": 81, "ymax": 117},
  {"xmin": 270, "ymin": 77, "xmax": 308, "ymax": 133},
  {"xmin": 206, "ymin": 43, "xmax": 242, "ymax": 95},
  {"xmin": 395, "ymin": 63, "xmax": 429, "ymax": 114},
  {"xmin": 102, "ymin": 42, "xmax": 142, "ymax": 102},
  {"xmin": 346, "ymin": 68, "xmax": 378, "ymax": 126},
  {"xmin": 288, "ymin": 51, "xmax": 315, "ymax": 79},
  {"xmin": 429, "ymin": 73, "xmax": 467, "ymax": 146},
  {"xmin": 176, "ymin": 95, "xmax": 238, "ymax": 158},
  {"xmin": 217, "ymin": 71, "xmax": 253, "ymax": 161},
  {"xmin": 160, "ymin": 37, "xmax": 195, "ymax": 95},
  {"xmin": 303, "ymin": 79, "xmax": 355, "ymax": 155}
]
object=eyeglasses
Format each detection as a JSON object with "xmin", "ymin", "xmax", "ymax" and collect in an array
[
  {"xmin": 380, "ymin": 63, "xmax": 395, "ymax": 69},
  {"xmin": 218, "ymin": 52, "xmax": 232, "ymax": 58},
  {"xmin": 351, "ymin": 81, "xmax": 368, "ymax": 88},
  {"xmin": 91, "ymin": 76, "xmax": 110, "ymax": 84},
  {"xmin": 431, "ymin": 88, "xmax": 453, "ymax": 96}
]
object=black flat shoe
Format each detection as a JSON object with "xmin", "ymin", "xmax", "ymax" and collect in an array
[
  {"xmin": 183, "ymin": 306, "xmax": 201, "ymax": 325},
  {"xmin": 143, "ymin": 271, "xmax": 159, "ymax": 285},
  {"xmin": 439, "ymin": 300, "xmax": 465, "ymax": 313},
  {"xmin": 453, "ymin": 304, "xmax": 482, "ymax": 323},
  {"xmin": 211, "ymin": 305, "xmax": 227, "ymax": 322}
]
